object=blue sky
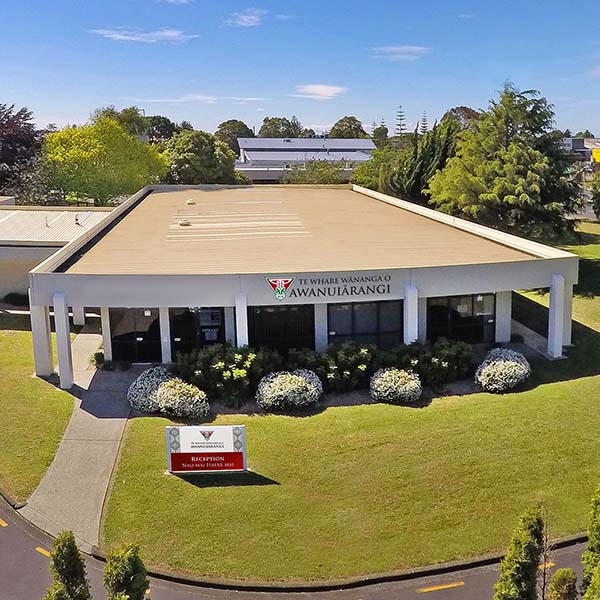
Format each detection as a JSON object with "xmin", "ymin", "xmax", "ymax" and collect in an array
[{"xmin": 3, "ymin": 0, "xmax": 600, "ymax": 134}]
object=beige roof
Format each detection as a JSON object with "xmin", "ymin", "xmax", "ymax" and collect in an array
[
  {"xmin": 65, "ymin": 186, "xmax": 535, "ymax": 275},
  {"xmin": 0, "ymin": 208, "xmax": 109, "ymax": 245}
]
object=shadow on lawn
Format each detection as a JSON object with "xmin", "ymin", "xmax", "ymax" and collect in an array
[{"xmin": 177, "ymin": 471, "xmax": 279, "ymax": 488}]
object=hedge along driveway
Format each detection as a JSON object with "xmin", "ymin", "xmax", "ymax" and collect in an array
[{"xmin": 0, "ymin": 312, "xmax": 74, "ymax": 503}]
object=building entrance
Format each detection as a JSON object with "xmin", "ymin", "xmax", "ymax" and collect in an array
[{"xmin": 248, "ymin": 305, "xmax": 315, "ymax": 351}]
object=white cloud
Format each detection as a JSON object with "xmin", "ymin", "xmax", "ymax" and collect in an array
[
  {"xmin": 126, "ymin": 93, "xmax": 267, "ymax": 104},
  {"xmin": 290, "ymin": 84, "xmax": 347, "ymax": 101},
  {"xmin": 89, "ymin": 27, "xmax": 199, "ymax": 43},
  {"xmin": 224, "ymin": 8, "xmax": 267, "ymax": 27},
  {"xmin": 371, "ymin": 45, "xmax": 431, "ymax": 61}
]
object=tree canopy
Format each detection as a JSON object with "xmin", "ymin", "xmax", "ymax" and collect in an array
[
  {"xmin": 258, "ymin": 116, "xmax": 304, "ymax": 138},
  {"xmin": 371, "ymin": 122, "xmax": 389, "ymax": 148},
  {"xmin": 329, "ymin": 116, "xmax": 367, "ymax": 139},
  {"xmin": 44, "ymin": 117, "xmax": 167, "ymax": 205},
  {"xmin": 146, "ymin": 115, "xmax": 179, "ymax": 143},
  {"xmin": 164, "ymin": 129, "xmax": 238, "ymax": 184},
  {"xmin": 282, "ymin": 160, "xmax": 347, "ymax": 184},
  {"xmin": 427, "ymin": 84, "xmax": 580, "ymax": 238},
  {"xmin": 0, "ymin": 103, "xmax": 42, "ymax": 192},
  {"xmin": 442, "ymin": 105, "xmax": 482, "ymax": 129},
  {"xmin": 91, "ymin": 105, "xmax": 148, "ymax": 137},
  {"xmin": 215, "ymin": 119, "xmax": 254, "ymax": 155}
]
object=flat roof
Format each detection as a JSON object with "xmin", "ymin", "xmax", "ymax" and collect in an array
[
  {"xmin": 0, "ymin": 208, "xmax": 110, "ymax": 245},
  {"xmin": 63, "ymin": 186, "xmax": 538, "ymax": 276},
  {"xmin": 242, "ymin": 150, "xmax": 372, "ymax": 163},
  {"xmin": 238, "ymin": 138, "xmax": 376, "ymax": 151}
]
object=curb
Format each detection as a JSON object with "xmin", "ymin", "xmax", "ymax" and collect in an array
[
  {"xmin": 0, "ymin": 484, "xmax": 26, "ymax": 511},
  {"xmin": 91, "ymin": 533, "xmax": 588, "ymax": 593}
]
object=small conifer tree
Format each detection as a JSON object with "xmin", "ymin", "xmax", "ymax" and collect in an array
[
  {"xmin": 583, "ymin": 485, "xmax": 600, "ymax": 592},
  {"xmin": 583, "ymin": 562, "xmax": 600, "ymax": 600},
  {"xmin": 548, "ymin": 568, "xmax": 578, "ymax": 600},
  {"xmin": 43, "ymin": 531, "xmax": 91, "ymax": 600},
  {"xmin": 104, "ymin": 543, "xmax": 149, "ymax": 600}
]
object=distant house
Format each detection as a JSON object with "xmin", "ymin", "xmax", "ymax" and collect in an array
[
  {"xmin": 562, "ymin": 137, "xmax": 600, "ymax": 178},
  {"xmin": 235, "ymin": 137, "xmax": 376, "ymax": 182}
]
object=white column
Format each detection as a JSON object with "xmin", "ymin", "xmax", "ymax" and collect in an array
[
  {"xmin": 224, "ymin": 307, "xmax": 236, "ymax": 345},
  {"xmin": 563, "ymin": 283, "xmax": 573, "ymax": 346},
  {"xmin": 235, "ymin": 292, "xmax": 249, "ymax": 347},
  {"xmin": 314, "ymin": 303, "xmax": 328, "ymax": 352},
  {"xmin": 72, "ymin": 305, "xmax": 85, "ymax": 326},
  {"xmin": 53, "ymin": 291, "xmax": 74, "ymax": 389},
  {"xmin": 417, "ymin": 297, "xmax": 428, "ymax": 342},
  {"xmin": 495, "ymin": 291, "xmax": 512, "ymax": 343},
  {"xmin": 159, "ymin": 307, "xmax": 171, "ymax": 363},
  {"xmin": 548, "ymin": 273, "xmax": 565, "ymax": 359},
  {"xmin": 403, "ymin": 284, "xmax": 418, "ymax": 344},
  {"xmin": 30, "ymin": 301, "xmax": 53, "ymax": 377},
  {"xmin": 100, "ymin": 306, "xmax": 112, "ymax": 362}
]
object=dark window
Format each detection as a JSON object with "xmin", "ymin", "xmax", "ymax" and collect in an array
[
  {"xmin": 248, "ymin": 305, "xmax": 315, "ymax": 352},
  {"xmin": 169, "ymin": 307, "xmax": 225, "ymax": 356},
  {"xmin": 328, "ymin": 300, "xmax": 403, "ymax": 349},
  {"xmin": 109, "ymin": 308, "xmax": 161, "ymax": 362},
  {"xmin": 427, "ymin": 294, "xmax": 496, "ymax": 343}
]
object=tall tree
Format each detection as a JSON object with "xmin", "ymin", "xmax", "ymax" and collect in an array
[
  {"xmin": 43, "ymin": 531, "xmax": 91, "ymax": 600},
  {"xmin": 329, "ymin": 116, "xmax": 368, "ymax": 139},
  {"xmin": 91, "ymin": 105, "xmax": 148, "ymax": 137},
  {"xmin": 44, "ymin": 117, "xmax": 167, "ymax": 205},
  {"xmin": 442, "ymin": 106, "xmax": 482, "ymax": 129},
  {"xmin": 146, "ymin": 115, "xmax": 179, "ymax": 143},
  {"xmin": 214, "ymin": 119, "xmax": 254, "ymax": 155},
  {"xmin": 258, "ymin": 116, "xmax": 303, "ymax": 138},
  {"xmin": 0, "ymin": 103, "xmax": 42, "ymax": 192},
  {"xmin": 493, "ymin": 506, "xmax": 544, "ymax": 600},
  {"xmin": 395, "ymin": 105, "xmax": 406, "ymax": 136},
  {"xmin": 165, "ymin": 129, "xmax": 238, "ymax": 184},
  {"xmin": 419, "ymin": 111, "xmax": 429, "ymax": 135},
  {"xmin": 372, "ymin": 120, "xmax": 389, "ymax": 148},
  {"xmin": 427, "ymin": 83, "xmax": 581, "ymax": 238}
]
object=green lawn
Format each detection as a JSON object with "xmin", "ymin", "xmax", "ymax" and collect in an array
[
  {"xmin": 102, "ymin": 222, "xmax": 600, "ymax": 582},
  {"xmin": 0, "ymin": 313, "xmax": 74, "ymax": 502}
]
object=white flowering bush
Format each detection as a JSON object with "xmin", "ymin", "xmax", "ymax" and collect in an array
[
  {"xmin": 256, "ymin": 370, "xmax": 322, "ymax": 412},
  {"xmin": 127, "ymin": 366, "xmax": 171, "ymax": 413},
  {"xmin": 475, "ymin": 348, "xmax": 531, "ymax": 393},
  {"xmin": 369, "ymin": 368, "xmax": 422, "ymax": 404},
  {"xmin": 155, "ymin": 378, "xmax": 210, "ymax": 420}
]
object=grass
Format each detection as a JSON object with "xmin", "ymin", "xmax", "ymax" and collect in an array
[
  {"xmin": 101, "ymin": 222, "xmax": 600, "ymax": 582},
  {"xmin": 0, "ymin": 312, "xmax": 74, "ymax": 502}
]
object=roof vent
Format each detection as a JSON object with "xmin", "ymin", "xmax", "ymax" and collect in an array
[
  {"xmin": 186, "ymin": 198, "xmax": 195, "ymax": 205},
  {"xmin": 283, "ymin": 138, "xmax": 291, "ymax": 143},
  {"xmin": 178, "ymin": 218, "xmax": 192, "ymax": 227}
]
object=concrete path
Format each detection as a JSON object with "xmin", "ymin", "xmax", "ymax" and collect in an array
[{"xmin": 19, "ymin": 326, "xmax": 136, "ymax": 553}]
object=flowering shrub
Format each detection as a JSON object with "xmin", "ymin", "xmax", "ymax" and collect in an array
[
  {"xmin": 475, "ymin": 348, "xmax": 531, "ymax": 393},
  {"xmin": 324, "ymin": 341, "xmax": 380, "ymax": 393},
  {"xmin": 127, "ymin": 367, "xmax": 171, "ymax": 413},
  {"xmin": 256, "ymin": 370, "xmax": 322, "ymax": 412},
  {"xmin": 155, "ymin": 378, "xmax": 210, "ymax": 420},
  {"xmin": 369, "ymin": 368, "xmax": 422, "ymax": 404}
]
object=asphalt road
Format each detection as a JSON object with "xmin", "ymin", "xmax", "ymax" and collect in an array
[{"xmin": 0, "ymin": 497, "xmax": 586, "ymax": 600}]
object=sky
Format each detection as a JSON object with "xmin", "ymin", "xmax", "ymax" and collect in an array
[{"xmin": 3, "ymin": 0, "xmax": 600, "ymax": 135}]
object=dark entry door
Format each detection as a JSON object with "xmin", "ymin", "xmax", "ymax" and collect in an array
[
  {"xmin": 248, "ymin": 305, "xmax": 315, "ymax": 351},
  {"xmin": 169, "ymin": 308, "xmax": 225, "ymax": 356}
]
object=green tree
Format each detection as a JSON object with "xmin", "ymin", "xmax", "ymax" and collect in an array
[
  {"xmin": 442, "ymin": 105, "xmax": 482, "ymax": 129},
  {"xmin": 419, "ymin": 111, "xmax": 429, "ymax": 135},
  {"xmin": 282, "ymin": 160, "xmax": 347, "ymax": 184},
  {"xmin": 91, "ymin": 105, "xmax": 148, "ymax": 137},
  {"xmin": 258, "ymin": 116, "xmax": 303, "ymax": 137},
  {"xmin": 214, "ymin": 119, "xmax": 254, "ymax": 155},
  {"xmin": 395, "ymin": 105, "xmax": 407, "ymax": 136},
  {"xmin": 179, "ymin": 120, "xmax": 194, "ymax": 131},
  {"xmin": 372, "ymin": 121, "xmax": 389, "ymax": 148},
  {"xmin": 301, "ymin": 128, "xmax": 316, "ymax": 138},
  {"xmin": 165, "ymin": 129, "xmax": 237, "ymax": 184},
  {"xmin": 388, "ymin": 117, "xmax": 460, "ymax": 204},
  {"xmin": 584, "ymin": 563, "xmax": 600, "ymax": 600},
  {"xmin": 427, "ymin": 83, "xmax": 581, "ymax": 238},
  {"xmin": 43, "ymin": 531, "xmax": 91, "ymax": 600},
  {"xmin": 575, "ymin": 130, "xmax": 594, "ymax": 138},
  {"xmin": 329, "ymin": 116, "xmax": 367, "ymax": 139},
  {"xmin": 104, "ymin": 543, "xmax": 149, "ymax": 600},
  {"xmin": 351, "ymin": 146, "xmax": 400, "ymax": 191},
  {"xmin": 547, "ymin": 568, "xmax": 577, "ymax": 600},
  {"xmin": 583, "ymin": 485, "xmax": 600, "ymax": 592},
  {"xmin": 44, "ymin": 117, "xmax": 167, "ymax": 206},
  {"xmin": 493, "ymin": 506, "xmax": 544, "ymax": 600},
  {"xmin": 146, "ymin": 115, "xmax": 179, "ymax": 143}
]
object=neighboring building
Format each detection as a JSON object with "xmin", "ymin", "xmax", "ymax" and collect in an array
[
  {"xmin": 0, "ymin": 206, "xmax": 111, "ymax": 299},
  {"xmin": 562, "ymin": 137, "xmax": 600, "ymax": 178},
  {"xmin": 235, "ymin": 138, "xmax": 376, "ymax": 182},
  {"xmin": 28, "ymin": 184, "xmax": 577, "ymax": 390}
]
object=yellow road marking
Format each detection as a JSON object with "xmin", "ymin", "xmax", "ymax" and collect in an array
[
  {"xmin": 35, "ymin": 547, "xmax": 51, "ymax": 558},
  {"xmin": 0, "ymin": 518, "xmax": 7, "ymax": 527},
  {"xmin": 417, "ymin": 581, "xmax": 465, "ymax": 593},
  {"xmin": 539, "ymin": 562, "xmax": 555, "ymax": 570}
]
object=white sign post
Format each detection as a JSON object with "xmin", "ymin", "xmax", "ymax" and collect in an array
[{"xmin": 166, "ymin": 425, "xmax": 247, "ymax": 474}]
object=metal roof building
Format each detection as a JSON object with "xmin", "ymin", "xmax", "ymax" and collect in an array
[{"xmin": 236, "ymin": 137, "xmax": 375, "ymax": 182}]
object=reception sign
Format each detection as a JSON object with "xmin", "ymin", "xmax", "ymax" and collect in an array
[{"xmin": 166, "ymin": 425, "xmax": 247, "ymax": 474}]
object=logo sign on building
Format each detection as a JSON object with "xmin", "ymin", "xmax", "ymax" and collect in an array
[
  {"xmin": 266, "ymin": 277, "xmax": 295, "ymax": 301},
  {"xmin": 165, "ymin": 425, "xmax": 247, "ymax": 474}
]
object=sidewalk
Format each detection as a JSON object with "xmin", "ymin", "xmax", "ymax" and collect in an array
[{"xmin": 20, "ymin": 326, "xmax": 136, "ymax": 553}]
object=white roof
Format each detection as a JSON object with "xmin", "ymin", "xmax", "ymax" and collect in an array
[
  {"xmin": 242, "ymin": 150, "xmax": 373, "ymax": 164},
  {"xmin": 0, "ymin": 209, "xmax": 110, "ymax": 245},
  {"xmin": 238, "ymin": 138, "xmax": 376, "ymax": 151}
]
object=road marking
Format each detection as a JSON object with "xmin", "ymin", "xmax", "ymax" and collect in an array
[
  {"xmin": 35, "ymin": 547, "xmax": 51, "ymax": 558},
  {"xmin": 539, "ymin": 561, "xmax": 555, "ymax": 570},
  {"xmin": 0, "ymin": 518, "xmax": 7, "ymax": 527},
  {"xmin": 417, "ymin": 581, "xmax": 465, "ymax": 593}
]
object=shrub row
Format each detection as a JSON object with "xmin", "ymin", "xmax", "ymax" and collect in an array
[{"xmin": 172, "ymin": 338, "xmax": 477, "ymax": 406}]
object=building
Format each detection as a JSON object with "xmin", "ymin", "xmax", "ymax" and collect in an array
[
  {"xmin": 0, "ymin": 206, "xmax": 111, "ymax": 300},
  {"xmin": 562, "ymin": 137, "xmax": 600, "ymax": 178},
  {"xmin": 28, "ymin": 184, "xmax": 578, "ymax": 389},
  {"xmin": 235, "ymin": 138, "xmax": 375, "ymax": 182}
]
